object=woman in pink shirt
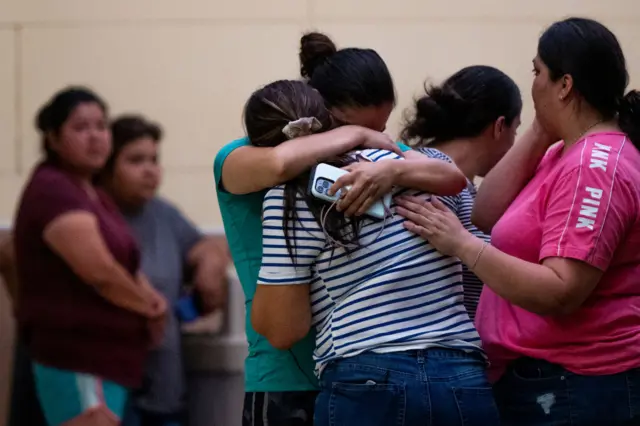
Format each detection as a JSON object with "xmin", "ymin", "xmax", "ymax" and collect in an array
[{"xmin": 396, "ymin": 17, "xmax": 640, "ymax": 425}]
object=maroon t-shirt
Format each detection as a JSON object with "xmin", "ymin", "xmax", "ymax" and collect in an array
[{"xmin": 14, "ymin": 162, "xmax": 150, "ymax": 388}]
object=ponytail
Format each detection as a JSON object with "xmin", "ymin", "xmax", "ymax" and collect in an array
[{"xmin": 619, "ymin": 90, "xmax": 640, "ymax": 149}]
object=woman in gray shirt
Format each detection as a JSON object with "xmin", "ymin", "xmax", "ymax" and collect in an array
[{"xmin": 98, "ymin": 115, "xmax": 229, "ymax": 426}]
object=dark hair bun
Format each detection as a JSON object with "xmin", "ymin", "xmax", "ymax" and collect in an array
[
  {"xmin": 402, "ymin": 84, "xmax": 471, "ymax": 143},
  {"xmin": 36, "ymin": 102, "xmax": 53, "ymax": 133},
  {"xmin": 299, "ymin": 32, "xmax": 337, "ymax": 79}
]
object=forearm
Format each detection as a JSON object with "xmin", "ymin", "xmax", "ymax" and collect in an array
[
  {"xmin": 274, "ymin": 126, "xmax": 367, "ymax": 181},
  {"xmin": 457, "ymin": 237, "xmax": 566, "ymax": 315},
  {"xmin": 223, "ymin": 126, "xmax": 366, "ymax": 194},
  {"xmin": 472, "ymin": 126, "xmax": 553, "ymax": 233},
  {"xmin": 392, "ymin": 158, "xmax": 467, "ymax": 196},
  {"xmin": 93, "ymin": 266, "xmax": 154, "ymax": 317}
]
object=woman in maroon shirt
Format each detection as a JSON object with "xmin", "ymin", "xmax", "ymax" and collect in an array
[{"xmin": 13, "ymin": 87, "xmax": 167, "ymax": 426}]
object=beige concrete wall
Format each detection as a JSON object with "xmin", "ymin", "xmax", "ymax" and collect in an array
[
  {"xmin": 0, "ymin": 1, "xmax": 638, "ymax": 228},
  {"xmin": 0, "ymin": 2, "xmax": 639, "ymax": 422}
]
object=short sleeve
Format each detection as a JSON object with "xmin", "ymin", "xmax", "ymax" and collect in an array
[
  {"xmin": 359, "ymin": 148, "xmax": 403, "ymax": 162},
  {"xmin": 213, "ymin": 137, "xmax": 250, "ymax": 192},
  {"xmin": 257, "ymin": 186, "xmax": 325, "ymax": 286},
  {"xmin": 539, "ymin": 166, "xmax": 635, "ymax": 270},
  {"xmin": 28, "ymin": 168, "xmax": 93, "ymax": 230},
  {"xmin": 164, "ymin": 200, "xmax": 203, "ymax": 260}
]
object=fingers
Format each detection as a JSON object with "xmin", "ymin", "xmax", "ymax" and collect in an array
[
  {"xmin": 356, "ymin": 195, "xmax": 378, "ymax": 216},
  {"xmin": 403, "ymin": 221, "xmax": 433, "ymax": 238},
  {"xmin": 430, "ymin": 196, "xmax": 449, "ymax": 212},
  {"xmin": 395, "ymin": 196, "xmax": 430, "ymax": 216},
  {"xmin": 395, "ymin": 205, "xmax": 432, "ymax": 229},
  {"xmin": 328, "ymin": 174, "xmax": 354, "ymax": 196},
  {"xmin": 387, "ymin": 141, "xmax": 405, "ymax": 157},
  {"xmin": 340, "ymin": 183, "xmax": 373, "ymax": 216}
]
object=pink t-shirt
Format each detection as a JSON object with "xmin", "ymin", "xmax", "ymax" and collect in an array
[{"xmin": 476, "ymin": 132, "xmax": 640, "ymax": 381}]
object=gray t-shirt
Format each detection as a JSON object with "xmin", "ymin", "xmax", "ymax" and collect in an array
[{"xmin": 124, "ymin": 197, "xmax": 202, "ymax": 414}]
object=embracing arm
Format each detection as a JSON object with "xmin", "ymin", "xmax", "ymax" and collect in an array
[
  {"xmin": 456, "ymin": 237, "xmax": 601, "ymax": 315},
  {"xmin": 398, "ymin": 162, "xmax": 632, "ymax": 316},
  {"xmin": 219, "ymin": 126, "xmax": 402, "ymax": 195},
  {"xmin": 250, "ymin": 187, "xmax": 323, "ymax": 349},
  {"xmin": 251, "ymin": 284, "xmax": 312, "ymax": 350},
  {"xmin": 390, "ymin": 150, "xmax": 466, "ymax": 195},
  {"xmin": 472, "ymin": 120, "xmax": 555, "ymax": 233},
  {"xmin": 44, "ymin": 212, "xmax": 156, "ymax": 317}
]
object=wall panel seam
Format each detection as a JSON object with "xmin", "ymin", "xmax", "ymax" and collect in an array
[{"xmin": 12, "ymin": 24, "xmax": 22, "ymax": 175}]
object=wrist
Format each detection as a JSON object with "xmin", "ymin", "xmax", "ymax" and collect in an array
[
  {"xmin": 386, "ymin": 159, "xmax": 403, "ymax": 184},
  {"xmin": 530, "ymin": 124, "xmax": 556, "ymax": 150},
  {"xmin": 456, "ymin": 235, "xmax": 485, "ymax": 267},
  {"xmin": 342, "ymin": 125, "xmax": 367, "ymax": 149}
]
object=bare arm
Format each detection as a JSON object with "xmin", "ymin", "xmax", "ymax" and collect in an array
[
  {"xmin": 457, "ymin": 237, "xmax": 601, "ymax": 315},
  {"xmin": 398, "ymin": 196, "xmax": 602, "ymax": 316},
  {"xmin": 0, "ymin": 235, "xmax": 17, "ymax": 303},
  {"xmin": 391, "ymin": 151, "xmax": 467, "ymax": 195},
  {"xmin": 472, "ymin": 121, "xmax": 555, "ymax": 233},
  {"xmin": 44, "ymin": 212, "xmax": 156, "ymax": 317},
  {"xmin": 221, "ymin": 126, "xmax": 402, "ymax": 195},
  {"xmin": 251, "ymin": 284, "xmax": 312, "ymax": 350},
  {"xmin": 330, "ymin": 149, "xmax": 467, "ymax": 217},
  {"xmin": 187, "ymin": 237, "xmax": 231, "ymax": 312}
]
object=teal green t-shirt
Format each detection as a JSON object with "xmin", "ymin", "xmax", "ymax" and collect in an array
[
  {"xmin": 213, "ymin": 138, "xmax": 412, "ymax": 392},
  {"xmin": 213, "ymin": 137, "xmax": 318, "ymax": 392}
]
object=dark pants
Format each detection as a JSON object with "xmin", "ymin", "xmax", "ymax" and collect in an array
[
  {"xmin": 121, "ymin": 398, "xmax": 186, "ymax": 426},
  {"xmin": 242, "ymin": 391, "xmax": 318, "ymax": 426},
  {"xmin": 494, "ymin": 357, "xmax": 640, "ymax": 426},
  {"xmin": 8, "ymin": 340, "xmax": 47, "ymax": 426},
  {"xmin": 315, "ymin": 349, "xmax": 500, "ymax": 426}
]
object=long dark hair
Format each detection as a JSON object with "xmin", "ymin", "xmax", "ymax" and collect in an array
[
  {"xmin": 402, "ymin": 65, "xmax": 522, "ymax": 146},
  {"xmin": 299, "ymin": 32, "xmax": 396, "ymax": 109},
  {"xmin": 538, "ymin": 17, "xmax": 640, "ymax": 147},
  {"xmin": 244, "ymin": 79, "xmax": 364, "ymax": 261}
]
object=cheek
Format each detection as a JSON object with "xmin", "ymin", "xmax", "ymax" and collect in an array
[{"xmin": 115, "ymin": 165, "xmax": 143, "ymax": 188}]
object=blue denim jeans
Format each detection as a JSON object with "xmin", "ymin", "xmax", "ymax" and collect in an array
[
  {"xmin": 494, "ymin": 357, "xmax": 640, "ymax": 425},
  {"xmin": 315, "ymin": 349, "xmax": 500, "ymax": 426}
]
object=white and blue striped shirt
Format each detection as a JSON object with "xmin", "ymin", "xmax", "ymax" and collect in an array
[
  {"xmin": 417, "ymin": 148, "xmax": 491, "ymax": 321},
  {"xmin": 257, "ymin": 148, "xmax": 483, "ymax": 373}
]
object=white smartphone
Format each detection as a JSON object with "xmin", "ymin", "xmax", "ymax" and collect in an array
[{"xmin": 308, "ymin": 163, "xmax": 391, "ymax": 220}]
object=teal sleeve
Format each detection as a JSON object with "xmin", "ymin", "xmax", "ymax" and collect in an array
[
  {"xmin": 396, "ymin": 142, "xmax": 412, "ymax": 153},
  {"xmin": 213, "ymin": 137, "xmax": 251, "ymax": 191}
]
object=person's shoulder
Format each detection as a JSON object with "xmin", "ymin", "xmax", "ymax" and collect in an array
[
  {"xmin": 357, "ymin": 148, "xmax": 402, "ymax": 162},
  {"xmin": 562, "ymin": 132, "xmax": 629, "ymax": 174},
  {"xmin": 416, "ymin": 147, "xmax": 453, "ymax": 163},
  {"xmin": 146, "ymin": 196, "xmax": 184, "ymax": 219},
  {"xmin": 214, "ymin": 137, "xmax": 250, "ymax": 166},
  {"xmin": 29, "ymin": 162, "xmax": 73, "ymax": 187},
  {"xmin": 214, "ymin": 137, "xmax": 251, "ymax": 187},
  {"xmin": 24, "ymin": 163, "xmax": 84, "ymax": 201}
]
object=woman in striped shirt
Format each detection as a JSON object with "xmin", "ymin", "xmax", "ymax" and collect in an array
[
  {"xmin": 401, "ymin": 65, "xmax": 522, "ymax": 320},
  {"xmin": 249, "ymin": 79, "xmax": 499, "ymax": 426}
]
